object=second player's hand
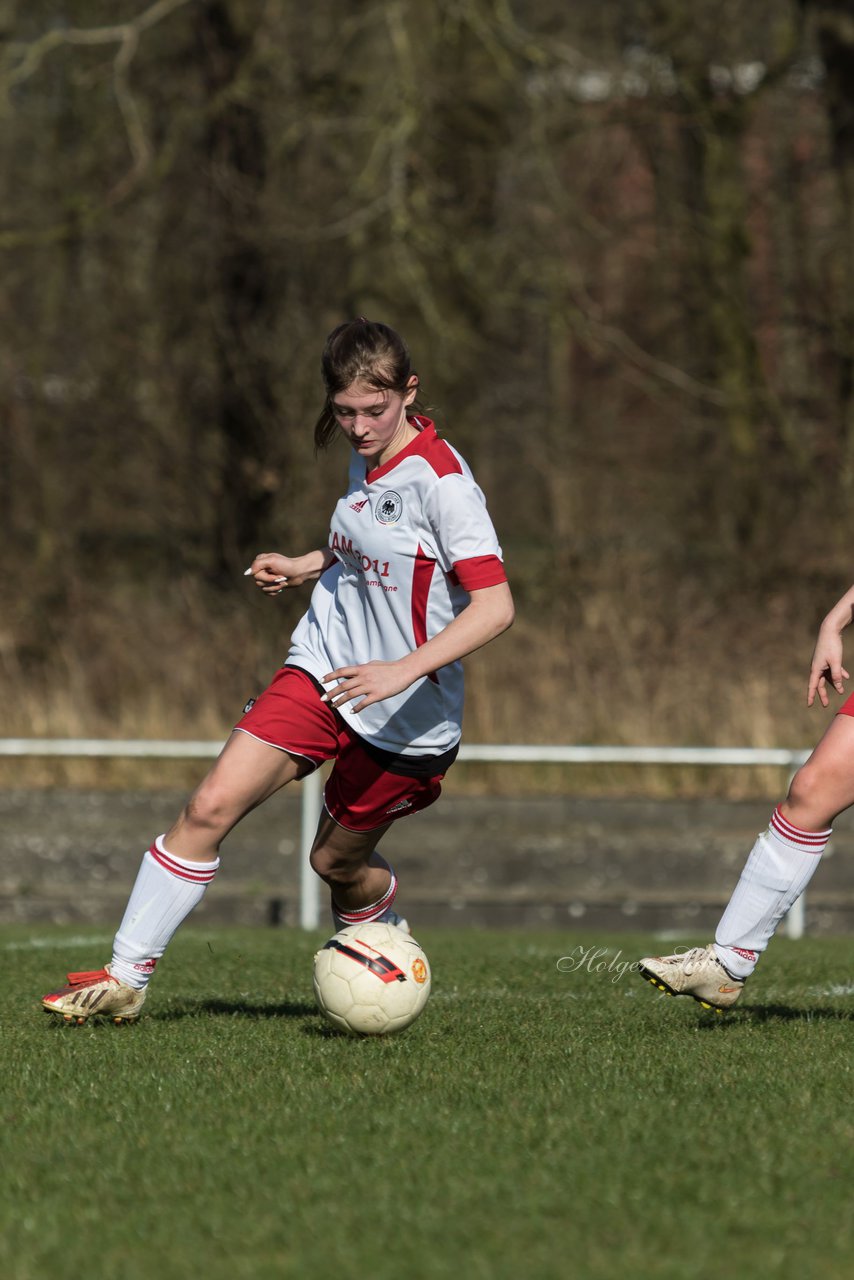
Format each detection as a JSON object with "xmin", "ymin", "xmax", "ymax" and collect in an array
[
  {"xmin": 321, "ymin": 660, "xmax": 417, "ymax": 712},
  {"xmin": 807, "ymin": 626, "xmax": 850, "ymax": 707}
]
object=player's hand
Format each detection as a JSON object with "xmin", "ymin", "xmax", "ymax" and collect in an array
[
  {"xmin": 244, "ymin": 553, "xmax": 305, "ymax": 595},
  {"xmin": 807, "ymin": 624, "xmax": 850, "ymax": 708},
  {"xmin": 320, "ymin": 660, "xmax": 417, "ymax": 712}
]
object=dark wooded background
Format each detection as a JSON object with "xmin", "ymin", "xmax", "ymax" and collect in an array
[{"xmin": 4, "ymin": 1, "xmax": 854, "ymax": 772}]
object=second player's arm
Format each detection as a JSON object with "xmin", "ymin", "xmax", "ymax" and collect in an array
[{"xmin": 808, "ymin": 584, "xmax": 854, "ymax": 707}]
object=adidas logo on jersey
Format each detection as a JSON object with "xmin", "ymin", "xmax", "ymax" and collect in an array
[{"xmin": 349, "ymin": 498, "xmax": 369, "ymax": 512}]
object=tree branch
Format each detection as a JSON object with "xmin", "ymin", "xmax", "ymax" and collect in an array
[{"xmin": 4, "ymin": 0, "xmax": 195, "ymax": 202}]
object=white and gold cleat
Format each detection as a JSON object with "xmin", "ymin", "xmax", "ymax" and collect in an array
[
  {"xmin": 41, "ymin": 965, "xmax": 146, "ymax": 1025},
  {"xmin": 637, "ymin": 945, "xmax": 744, "ymax": 1012}
]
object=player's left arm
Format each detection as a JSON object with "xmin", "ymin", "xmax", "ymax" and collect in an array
[{"xmin": 321, "ymin": 581, "xmax": 515, "ymax": 711}]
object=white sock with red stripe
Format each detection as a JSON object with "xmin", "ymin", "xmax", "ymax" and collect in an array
[
  {"xmin": 110, "ymin": 836, "xmax": 220, "ymax": 989},
  {"xmin": 714, "ymin": 805, "xmax": 830, "ymax": 979},
  {"xmin": 331, "ymin": 864, "xmax": 398, "ymax": 930}
]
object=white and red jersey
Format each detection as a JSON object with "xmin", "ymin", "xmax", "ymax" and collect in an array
[{"xmin": 287, "ymin": 416, "xmax": 506, "ymax": 757}]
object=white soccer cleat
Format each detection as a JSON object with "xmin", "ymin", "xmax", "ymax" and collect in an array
[
  {"xmin": 41, "ymin": 965, "xmax": 147, "ymax": 1025},
  {"xmin": 637, "ymin": 945, "xmax": 744, "ymax": 1011}
]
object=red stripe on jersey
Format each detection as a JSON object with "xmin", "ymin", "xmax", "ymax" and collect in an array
[
  {"xmin": 770, "ymin": 806, "xmax": 830, "ymax": 850},
  {"xmin": 365, "ymin": 420, "xmax": 463, "ymax": 483},
  {"xmin": 148, "ymin": 843, "xmax": 219, "ymax": 883},
  {"xmin": 412, "ymin": 545, "xmax": 439, "ymax": 683},
  {"xmin": 453, "ymin": 554, "xmax": 507, "ymax": 591},
  {"xmin": 412, "ymin": 423, "xmax": 464, "ymax": 479}
]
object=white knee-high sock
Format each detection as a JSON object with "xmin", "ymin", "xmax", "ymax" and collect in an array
[
  {"xmin": 714, "ymin": 806, "xmax": 830, "ymax": 979},
  {"xmin": 110, "ymin": 836, "xmax": 220, "ymax": 989}
]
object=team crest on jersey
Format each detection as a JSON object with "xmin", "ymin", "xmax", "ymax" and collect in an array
[{"xmin": 376, "ymin": 491, "xmax": 403, "ymax": 524}]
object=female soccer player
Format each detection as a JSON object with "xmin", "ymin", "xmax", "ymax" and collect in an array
[
  {"xmin": 639, "ymin": 584, "xmax": 854, "ymax": 1009},
  {"xmin": 42, "ymin": 318, "xmax": 514, "ymax": 1023}
]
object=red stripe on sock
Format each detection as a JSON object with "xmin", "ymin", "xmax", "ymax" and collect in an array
[
  {"xmin": 770, "ymin": 807, "xmax": 830, "ymax": 851},
  {"xmin": 334, "ymin": 873, "xmax": 398, "ymax": 924},
  {"xmin": 148, "ymin": 843, "xmax": 218, "ymax": 884}
]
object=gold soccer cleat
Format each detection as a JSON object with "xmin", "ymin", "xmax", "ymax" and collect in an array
[
  {"xmin": 637, "ymin": 945, "xmax": 745, "ymax": 1012},
  {"xmin": 41, "ymin": 966, "xmax": 147, "ymax": 1025}
]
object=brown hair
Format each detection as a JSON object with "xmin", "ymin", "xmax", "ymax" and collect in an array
[{"xmin": 314, "ymin": 318, "xmax": 420, "ymax": 450}]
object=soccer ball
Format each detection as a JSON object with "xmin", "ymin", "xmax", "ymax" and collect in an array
[{"xmin": 313, "ymin": 922, "xmax": 432, "ymax": 1035}]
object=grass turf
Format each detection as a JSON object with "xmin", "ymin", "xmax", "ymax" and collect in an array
[{"xmin": 2, "ymin": 925, "xmax": 853, "ymax": 1280}]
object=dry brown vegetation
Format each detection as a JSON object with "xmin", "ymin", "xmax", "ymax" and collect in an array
[{"xmin": 3, "ymin": 0, "xmax": 854, "ymax": 794}]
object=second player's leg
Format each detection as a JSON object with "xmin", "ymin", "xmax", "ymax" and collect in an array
[
  {"xmin": 637, "ymin": 712, "xmax": 854, "ymax": 1006},
  {"xmin": 781, "ymin": 711, "xmax": 854, "ymax": 829}
]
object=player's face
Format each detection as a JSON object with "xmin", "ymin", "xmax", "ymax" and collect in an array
[{"xmin": 331, "ymin": 378, "xmax": 418, "ymax": 467}]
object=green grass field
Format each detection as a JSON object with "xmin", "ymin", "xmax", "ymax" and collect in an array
[{"xmin": 3, "ymin": 925, "xmax": 853, "ymax": 1280}]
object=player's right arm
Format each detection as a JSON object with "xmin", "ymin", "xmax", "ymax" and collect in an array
[
  {"xmin": 807, "ymin": 584, "xmax": 854, "ymax": 707},
  {"xmin": 245, "ymin": 548, "xmax": 336, "ymax": 595}
]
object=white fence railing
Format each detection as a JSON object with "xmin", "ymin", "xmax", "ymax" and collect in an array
[{"xmin": 0, "ymin": 739, "xmax": 811, "ymax": 932}]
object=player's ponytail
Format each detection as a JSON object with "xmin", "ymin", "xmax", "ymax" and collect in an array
[{"xmin": 314, "ymin": 319, "xmax": 421, "ymax": 451}]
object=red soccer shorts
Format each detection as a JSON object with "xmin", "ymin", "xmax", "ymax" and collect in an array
[{"xmin": 234, "ymin": 665, "xmax": 447, "ymax": 832}]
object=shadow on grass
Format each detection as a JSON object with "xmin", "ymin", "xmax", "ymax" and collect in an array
[
  {"xmin": 696, "ymin": 1002, "xmax": 854, "ymax": 1027},
  {"xmin": 153, "ymin": 998, "xmax": 357, "ymax": 1038},
  {"xmin": 150, "ymin": 996, "xmax": 318, "ymax": 1021}
]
